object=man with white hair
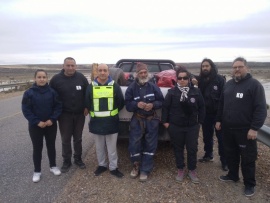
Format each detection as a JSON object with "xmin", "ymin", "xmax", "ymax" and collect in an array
[{"xmin": 125, "ymin": 62, "xmax": 164, "ymax": 182}]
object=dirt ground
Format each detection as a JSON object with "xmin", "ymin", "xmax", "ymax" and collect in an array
[{"xmin": 1, "ymin": 69, "xmax": 270, "ymax": 203}]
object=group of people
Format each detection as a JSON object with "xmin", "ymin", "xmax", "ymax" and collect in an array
[{"xmin": 21, "ymin": 56, "xmax": 267, "ymax": 197}]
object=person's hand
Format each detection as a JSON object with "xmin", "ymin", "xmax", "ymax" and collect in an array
[
  {"xmin": 45, "ymin": 120, "xmax": 53, "ymax": 126},
  {"xmin": 247, "ymin": 129, "xmax": 257, "ymax": 140},
  {"xmin": 84, "ymin": 108, "xmax": 89, "ymax": 116},
  {"xmin": 144, "ymin": 103, "xmax": 153, "ymax": 111},
  {"xmin": 137, "ymin": 101, "xmax": 146, "ymax": 109},
  {"xmin": 38, "ymin": 121, "xmax": 46, "ymax": 128},
  {"xmin": 215, "ymin": 122, "xmax": 221, "ymax": 130},
  {"xmin": 191, "ymin": 78, "xmax": 198, "ymax": 86},
  {"xmin": 163, "ymin": 123, "xmax": 169, "ymax": 128}
]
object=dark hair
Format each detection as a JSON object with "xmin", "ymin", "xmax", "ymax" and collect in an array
[
  {"xmin": 64, "ymin": 57, "xmax": 76, "ymax": 64},
  {"xmin": 232, "ymin": 57, "xmax": 247, "ymax": 66},
  {"xmin": 34, "ymin": 69, "xmax": 47, "ymax": 77},
  {"xmin": 175, "ymin": 65, "xmax": 191, "ymax": 78},
  {"xmin": 199, "ymin": 58, "xmax": 218, "ymax": 79}
]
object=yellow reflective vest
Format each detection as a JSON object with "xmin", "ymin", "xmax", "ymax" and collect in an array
[{"xmin": 90, "ymin": 81, "xmax": 118, "ymax": 117}]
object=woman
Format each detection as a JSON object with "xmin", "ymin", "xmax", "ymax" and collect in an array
[
  {"xmin": 161, "ymin": 67, "xmax": 205, "ymax": 183},
  {"xmin": 22, "ymin": 69, "xmax": 62, "ymax": 183}
]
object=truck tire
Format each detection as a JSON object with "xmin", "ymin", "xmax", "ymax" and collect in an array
[{"xmin": 109, "ymin": 68, "xmax": 126, "ymax": 86}]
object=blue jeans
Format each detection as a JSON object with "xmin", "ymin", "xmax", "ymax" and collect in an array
[
  {"xmin": 128, "ymin": 115, "xmax": 159, "ymax": 174},
  {"xmin": 202, "ymin": 114, "xmax": 226, "ymax": 164}
]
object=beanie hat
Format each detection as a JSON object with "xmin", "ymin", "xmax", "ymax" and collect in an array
[{"xmin": 136, "ymin": 62, "xmax": 148, "ymax": 73}]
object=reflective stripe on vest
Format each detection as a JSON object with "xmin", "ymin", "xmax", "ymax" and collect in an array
[{"xmin": 90, "ymin": 81, "xmax": 118, "ymax": 117}]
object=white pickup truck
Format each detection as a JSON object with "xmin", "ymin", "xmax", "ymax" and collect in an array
[{"xmin": 109, "ymin": 59, "xmax": 177, "ymax": 140}]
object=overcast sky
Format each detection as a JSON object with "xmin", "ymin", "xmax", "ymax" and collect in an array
[{"xmin": 1, "ymin": 0, "xmax": 270, "ymax": 64}]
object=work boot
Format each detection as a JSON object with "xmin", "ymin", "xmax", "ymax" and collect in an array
[
  {"xmin": 139, "ymin": 172, "xmax": 148, "ymax": 182},
  {"xmin": 61, "ymin": 160, "xmax": 72, "ymax": 173},
  {"xmin": 74, "ymin": 159, "xmax": 86, "ymax": 169},
  {"xmin": 188, "ymin": 170, "xmax": 199, "ymax": 184},
  {"xmin": 130, "ymin": 162, "xmax": 139, "ymax": 178}
]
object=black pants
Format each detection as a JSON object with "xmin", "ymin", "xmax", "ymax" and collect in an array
[
  {"xmin": 169, "ymin": 124, "xmax": 200, "ymax": 171},
  {"xmin": 223, "ymin": 128, "xmax": 257, "ymax": 187},
  {"xmin": 202, "ymin": 114, "xmax": 226, "ymax": 164},
  {"xmin": 29, "ymin": 123, "xmax": 57, "ymax": 172},
  {"xmin": 58, "ymin": 112, "xmax": 85, "ymax": 161}
]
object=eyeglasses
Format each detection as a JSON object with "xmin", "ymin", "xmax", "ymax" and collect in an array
[
  {"xmin": 177, "ymin": 76, "xmax": 189, "ymax": 80},
  {"xmin": 232, "ymin": 66, "xmax": 245, "ymax": 70}
]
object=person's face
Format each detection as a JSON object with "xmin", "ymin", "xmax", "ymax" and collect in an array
[
  {"xmin": 232, "ymin": 61, "xmax": 248, "ymax": 82},
  {"xmin": 97, "ymin": 64, "xmax": 109, "ymax": 82},
  {"xmin": 35, "ymin": 71, "xmax": 48, "ymax": 86},
  {"xmin": 63, "ymin": 59, "xmax": 76, "ymax": 76},
  {"xmin": 177, "ymin": 72, "xmax": 189, "ymax": 87},
  {"xmin": 201, "ymin": 61, "xmax": 211, "ymax": 76},
  {"xmin": 137, "ymin": 70, "xmax": 149, "ymax": 85}
]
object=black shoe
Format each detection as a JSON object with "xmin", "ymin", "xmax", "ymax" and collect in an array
[
  {"xmin": 74, "ymin": 159, "xmax": 86, "ymax": 169},
  {"xmin": 198, "ymin": 156, "xmax": 214, "ymax": 162},
  {"xmin": 110, "ymin": 168, "xmax": 124, "ymax": 178},
  {"xmin": 222, "ymin": 164, "xmax": 228, "ymax": 171},
  {"xmin": 219, "ymin": 175, "xmax": 239, "ymax": 182},
  {"xmin": 244, "ymin": 186, "xmax": 255, "ymax": 197},
  {"xmin": 94, "ymin": 166, "xmax": 107, "ymax": 176},
  {"xmin": 61, "ymin": 161, "xmax": 72, "ymax": 173}
]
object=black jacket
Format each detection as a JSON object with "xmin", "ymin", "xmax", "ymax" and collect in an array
[
  {"xmin": 50, "ymin": 69, "xmax": 89, "ymax": 114},
  {"xmin": 216, "ymin": 73, "xmax": 267, "ymax": 130},
  {"xmin": 22, "ymin": 83, "xmax": 62, "ymax": 126},
  {"xmin": 162, "ymin": 86, "xmax": 205, "ymax": 127},
  {"xmin": 85, "ymin": 77, "xmax": 125, "ymax": 135}
]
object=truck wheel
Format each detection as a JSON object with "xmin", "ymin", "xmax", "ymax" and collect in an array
[{"xmin": 109, "ymin": 68, "xmax": 126, "ymax": 86}]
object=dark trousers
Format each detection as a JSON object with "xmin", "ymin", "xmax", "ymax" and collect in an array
[
  {"xmin": 29, "ymin": 123, "xmax": 57, "ymax": 172},
  {"xmin": 58, "ymin": 112, "xmax": 85, "ymax": 162},
  {"xmin": 128, "ymin": 115, "xmax": 159, "ymax": 174},
  {"xmin": 169, "ymin": 124, "xmax": 200, "ymax": 171},
  {"xmin": 202, "ymin": 114, "xmax": 226, "ymax": 164},
  {"xmin": 223, "ymin": 128, "xmax": 257, "ymax": 187}
]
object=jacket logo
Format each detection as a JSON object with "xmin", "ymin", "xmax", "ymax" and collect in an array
[
  {"xmin": 190, "ymin": 98, "xmax": 196, "ymax": 103},
  {"xmin": 236, "ymin": 93, "xmax": 243, "ymax": 98},
  {"xmin": 213, "ymin": 85, "xmax": 218, "ymax": 90},
  {"xmin": 76, "ymin": 86, "xmax": 82, "ymax": 90}
]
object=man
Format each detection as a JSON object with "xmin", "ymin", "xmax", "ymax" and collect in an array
[
  {"xmin": 85, "ymin": 63, "xmax": 125, "ymax": 178},
  {"xmin": 216, "ymin": 57, "xmax": 267, "ymax": 197},
  {"xmin": 50, "ymin": 57, "xmax": 89, "ymax": 173},
  {"xmin": 192, "ymin": 58, "xmax": 227, "ymax": 171},
  {"xmin": 125, "ymin": 62, "xmax": 164, "ymax": 182}
]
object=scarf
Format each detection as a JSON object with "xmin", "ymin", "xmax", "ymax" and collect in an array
[{"xmin": 177, "ymin": 83, "xmax": 189, "ymax": 102}]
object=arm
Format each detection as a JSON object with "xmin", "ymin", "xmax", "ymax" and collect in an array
[
  {"xmin": 49, "ymin": 90, "xmax": 62, "ymax": 123},
  {"xmin": 197, "ymin": 89, "xmax": 205, "ymax": 124},
  {"xmin": 21, "ymin": 91, "xmax": 40, "ymax": 126},
  {"xmin": 84, "ymin": 85, "xmax": 92, "ymax": 112},
  {"xmin": 125, "ymin": 84, "xmax": 139, "ymax": 112},
  {"xmin": 115, "ymin": 83, "xmax": 125, "ymax": 111},
  {"xmin": 161, "ymin": 89, "xmax": 172, "ymax": 127},
  {"xmin": 151, "ymin": 85, "xmax": 164, "ymax": 110}
]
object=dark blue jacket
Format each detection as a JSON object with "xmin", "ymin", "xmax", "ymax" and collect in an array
[
  {"xmin": 22, "ymin": 83, "xmax": 62, "ymax": 126},
  {"xmin": 125, "ymin": 79, "xmax": 164, "ymax": 116}
]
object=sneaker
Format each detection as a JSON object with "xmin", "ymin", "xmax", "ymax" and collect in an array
[
  {"xmin": 188, "ymin": 170, "xmax": 199, "ymax": 184},
  {"xmin": 175, "ymin": 169, "xmax": 185, "ymax": 182},
  {"xmin": 139, "ymin": 172, "xmax": 148, "ymax": 182},
  {"xmin": 61, "ymin": 161, "xmax": 72, "ymax": 173},
  {"xmin": 130, "ymin": 162, "xmax": 139, "ymax": 179},
  {"xmin": 94, "ymin": 166, "xmax": 107, "ymax": 176},
  {"xmin": 110, "ymin": 168, "xmax": 124, "ymax": 178},
  {"xmin": 50, "ymin": 167, "xmax": 61, "ymax": 176},
  {"xmin": 244, "ymin": 186, "xmax": 255, "ymax": 197},
  {"xmin": 198, "ymin": 156, "xmax": 214, "ymax": 162},
  {"xmin": 222, "ymin": 164, "xmax": 228, "ymax": 171},
  {"xmin": 74, "ymin": 159, "xmax": 86, "ymax": 169},
  {"xmin": 32, "ymin": 172, "xmax": 41, "ymax": 183},
  {"xmin": 219, "ymin": 175, "xmax": 239, "ymax": 182}
]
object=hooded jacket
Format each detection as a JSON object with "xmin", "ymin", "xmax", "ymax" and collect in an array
[
  {"xmin": 196, "ymin": 64, "xmax": 225, "ymax": 115},
  {"xmin": 22, "ymin": 83, "xmax": 62, "ymax": 126},
  {"xmin": 216, "ymin": 73, "xmax": 267, "ymax": 130},
  {"xmin": 85, "ymin": 76, "xmax": 125, "ymax": 135}
]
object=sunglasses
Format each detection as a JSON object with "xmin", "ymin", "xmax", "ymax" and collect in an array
[{"xmin": 177, "ymin": 76, "xmax": 189, "ymax": 80}]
